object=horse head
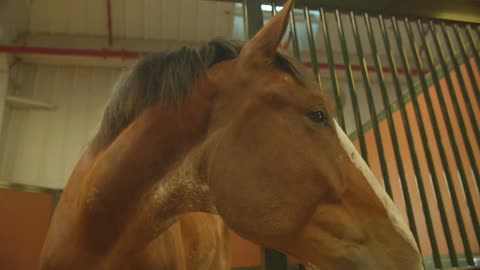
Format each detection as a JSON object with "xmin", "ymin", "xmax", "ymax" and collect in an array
[{"xmin": 194, "ymin": 1, "xmax": 424, "ymax": 269}]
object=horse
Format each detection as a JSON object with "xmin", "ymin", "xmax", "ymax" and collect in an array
[{"xmin": 38, "ymin": 0, "xmax": 424, "ymax": 269}]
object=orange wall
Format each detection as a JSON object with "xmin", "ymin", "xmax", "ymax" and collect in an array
[
  {"xmin": 0, "ymin": 189, "xmax": 53, "ymax": 270},
  {"xmin": 0, "ymin": 187, "xmax": 263, "ymax": 269},
  {"xmin": 353, "ymin": 58, "xmax": 480, "ymax": 256}
]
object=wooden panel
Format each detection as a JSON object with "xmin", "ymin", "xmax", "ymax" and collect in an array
[
  {"xmin": 0, "ymin": 189, "xmax": 53, "ymax": 270},
  {"xmin": 230, "ymin": 230, "xmax": 262, "ymax": 267}
]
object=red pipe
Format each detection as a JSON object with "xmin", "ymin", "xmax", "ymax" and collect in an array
[
  {"xmin": 106, "ymin": 0, "xmax": 113, "ymax": 46},
  {"xmin": 0, "ymin": 45, "xmax": 428, "ymax": 75},
  {"xmin": 0, "ymin": 45, "xmax": 146, "ymax": 58}
]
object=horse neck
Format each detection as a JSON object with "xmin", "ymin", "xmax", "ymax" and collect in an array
[{"xmin": 152, "ymin": 147, "xmax": 216, "ymax": 218}]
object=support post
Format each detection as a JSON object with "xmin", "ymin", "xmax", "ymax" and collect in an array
[
  {"xmin": 0, "ymin": 54, "xmax": 8, "ymax": 140},
  {"xmin": 243, "ymin": 0, "xmax": 264, "ymax": 39}
]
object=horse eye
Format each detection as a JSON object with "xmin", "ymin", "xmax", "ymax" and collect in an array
[{"xmin": 306, "ymin": 109, "xmax": 327, "ymax": 123}]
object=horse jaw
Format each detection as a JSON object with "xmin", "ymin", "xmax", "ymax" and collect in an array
[{"xmin": 283, "ymin": 121, "xmax": 424, "ymax": 270}]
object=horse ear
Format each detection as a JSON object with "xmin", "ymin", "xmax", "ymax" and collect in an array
[{"xmin": 240, "ymin": 0, "xmax": 294, "ymax": 61}]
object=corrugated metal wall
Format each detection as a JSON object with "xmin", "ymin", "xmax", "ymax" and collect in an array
[
  {"xmin": 27, "ymin": 0, "xmax": 235, "ymax": 42},
  {"xmin": 0, "ymin": 63, "xmax": 123, "ymax": 188}
]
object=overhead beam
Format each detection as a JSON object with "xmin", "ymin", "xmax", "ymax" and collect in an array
[{"xmin": 214, "ymin": 0, "xmax": 480, "ymax": 24}]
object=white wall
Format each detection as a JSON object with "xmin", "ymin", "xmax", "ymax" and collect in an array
[
  {"xmin": 0, "ymin": 63, "xmax": 123, "ymax": 188},
  {"xmin": 0, "ymin": 69, "xmax": 7, "ymax": 144}
]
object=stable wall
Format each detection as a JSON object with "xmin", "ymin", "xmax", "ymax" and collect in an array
[{"xmin": 0, "ymin": 63, "xmax": 122, "ymax": 188}]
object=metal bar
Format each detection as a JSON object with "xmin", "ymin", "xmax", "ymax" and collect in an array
[
  {"xmin": 404, "ymin": 18, "xmax": 459, "ymax": 266},
  {"xmin": 364, "ymin": 15, "xmax": 416, "ymax": 238},
  {"xmin": 476, "ymin": 25, "xmax": 480, "ymax": 41},
  {"xmin": 377, "ymin": 14, "xmax": 421, "ymax": 243},
  {"xmin": 106, "ymin": 0, "xmax": 113, "ymax": 46},
  {"xmin": 417, "ymin": 20, "xmax": 475, "ymax": 265},
  {"xmin": 452, "ymin": 24, "xmax": 480, "ymax": 104},
  {"xmin": 453, "ymin": 25, "xmax": 480, "ymax": 105},
  {"xmin": 429, "ymin": 22, "xmax": 480, "ymax": 186},
  {"xmin": 304, "ymin": 6, "xmax": 321, "ymax": 84},
  {"xmin": 213, "ymin": 0, "xmax": 480, "ymax": 24},
  {"xmin": 289, "ymin": 9, "xmax": 301, "ymax": 59},
  {"xmin": 243, "ymin": 0, "xmax": 264, "ymax": 39},
  {"xmin": 262, "ymin": 248, "xmax": 288, "ymax": 270},
  {"xmin": 0, "ymin": 45, "xmax": 145, "ymax": 58},
  {"xmin": 0, "ymin": 181, "xmax": 61, "ymax": 195},
  {"xmin": 319, "ymin": 8, "xmax": 345, "ymax": 130},
  {"xmin": 430, "ymin": 20, "xmax": 480, "ymax": 197},
  {"xmin": 271, "ymin": 2, "xmax": 277, "ymax": 15},
  {"xmin": 379, "ymin": 15, "xmax": 436, "ymax": 254},
  {"xmin": 439, "ymin": 23, "xmax": 480, "ymax": 149},
  {"xmin": 50, "ymin": 191, "xmax": 62, "ymax": 220},
  {"xmin": 334, "ymin": 10, "xmax": 368, "ymax": 162},
  {"xmin": 349, "ymin": 12, "xmax": 392, "ymax": 197},
  {"xmin": 465, "ymin": 25, "xmax": 480, "ymax": 70},
  {"xmin": 390, "ymin": 17, "xmax": 442, "ymax": 268}
]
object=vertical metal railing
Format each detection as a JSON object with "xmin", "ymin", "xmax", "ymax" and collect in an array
[
  {"xmin": 304, "ymin": 7, "xmax": 321, "ymax": 84},
  {"xmin": 465, "ymin": 25, "xmax": 480, "ymax": 69},
  {"xmin": 364, "ymin": 14, "xmax": 415, "ymax": 224},
  {"xmin": 241, "ymin": 2, "xmax": 480, "ymax": 269},
  {"xmin": 388, "ymin": 16, "xmax": 442, "ymax": 267},
  {"xmin": 416, "ymin": 21, "xmax": 477, "ymax": 267},
  {"xmin": 319, "ymin": 8, "xmax": 345, "ymax": 130},
  {"xmin": 334, "ymin": 10, "xmax": 369, "ymax": 163},
  {"xmin": 349, "ymin": 13, "xmax": 392, "ymax": 197},
  {"xmin": 452, "ymin": 25, "xmax": 480, "ymax": 106},
  {"xmin": 378, "ymin": 14, "xmax": 422, "ymax": 245},
  {"xmin": 404, "ymin": 18, "xmax": 459, "ymax": 266},
  {"xmin": 439, "ymin": 23, "xmax": 480, "ymax": 148}
]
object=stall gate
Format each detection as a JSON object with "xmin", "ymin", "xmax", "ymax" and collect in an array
[
  {"xmin": 234, "ymin": 0, "xmax": 480, "ymax": 269},
  {"xmin": 0, "ymin": 1, "xmax": 478, "ymax": 269}
]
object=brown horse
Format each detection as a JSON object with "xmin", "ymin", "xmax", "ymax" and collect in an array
[{"xmin": 38, "ymin": 0, "xmax": 424, "ymax": 269}]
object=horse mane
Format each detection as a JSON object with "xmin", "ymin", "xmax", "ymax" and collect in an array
[
  {"xmin": 90, "ymin": 38, "xmax": 242, "ymax": 153},
  {"xmin": 89, "ymin": 37, "xmax": 308, "ymax": 153}
]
